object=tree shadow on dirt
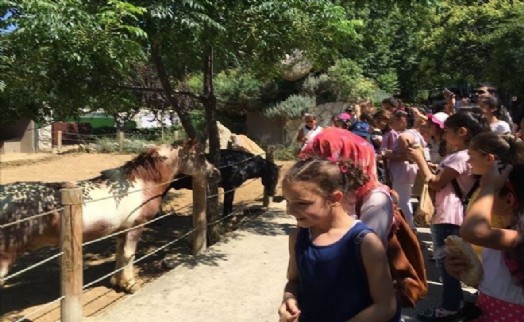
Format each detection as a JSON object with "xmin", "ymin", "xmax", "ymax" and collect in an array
[{"xmin": 0, "ymin": 200, "xmax": 279, "ymax": 320}]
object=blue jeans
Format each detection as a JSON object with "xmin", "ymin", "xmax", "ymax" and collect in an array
[{"xmin": 431, "ymin": 223, "xmax": 463, "ymax": 311}]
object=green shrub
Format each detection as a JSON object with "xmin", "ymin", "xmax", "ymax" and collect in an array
[
  {"xmin": 301, "ymin": 74, "xmax": 337, "ymax": 104},
  {"xmin": 376, "ymin": 70, "xmax": 400, "ymax": 95},
  {"xmin": 273, "ymin": 144, "xmax": 300, "ymax": 161},
  {"xmin": 263, "ymin": 95, "xmax": 316, "ymax": 119},
  {"xmin": 327, "ymin": 58, "xmax": 378, "ymax": 102}
]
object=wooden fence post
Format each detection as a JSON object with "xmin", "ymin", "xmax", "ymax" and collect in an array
[
  {"xmin": 60, "ymin": 185, "xmax": 83, "ymax": 322},
  {"xmin": 263, "ymin": 145, "xmax": 275, "ymax": 207},
  {"xmin": 118, "ymin": 131, "xmax": 124, "ymax": 153},
  {"xmin": 192, "ymin": 175, "xmax": 207, "ymax": 254},
  {"xmin": 57, "ymin": 130, "xmax": 63, "ymax": 153}
]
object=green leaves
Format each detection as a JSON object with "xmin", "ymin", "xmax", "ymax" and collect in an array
[
  {"xmin": 263, "ymin": 94, "xmax": 316, "ymax": 119},
  {"xmin": 418, "ymin": 0, "xmax": 524, "ymax": 95},
  {"xmin": 0, "ymin": 0, "xmax": 148, "ymax": 123},
  {"xmin": 327, "ymin": 58, "xmax": 378, "ymax": 102}
]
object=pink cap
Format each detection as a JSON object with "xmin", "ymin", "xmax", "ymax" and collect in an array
[
  {"xmin": 427, "ymin": 112, "xmax": 448, "ymax": 129},
  {"xmin": 338, "ymin": 112, "xmax": 351, "ymax": 122}
]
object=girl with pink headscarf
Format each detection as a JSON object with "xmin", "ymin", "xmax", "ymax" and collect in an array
[{"xmin": 301, "ymin": 127, "xmax": 393, "ymax": 245}]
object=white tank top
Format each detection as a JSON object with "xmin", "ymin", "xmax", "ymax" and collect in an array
[{"xmin": 479, "ymin": 248, "xmax": 524, "ymax": 305}]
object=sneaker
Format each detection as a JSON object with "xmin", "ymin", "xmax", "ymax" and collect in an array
[{"xmin": 417, "ymin": 307, "xmax": 462, "ymax": 321}]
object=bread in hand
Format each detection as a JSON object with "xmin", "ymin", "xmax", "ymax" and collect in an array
[{"xmin": 444, "ymin": 235, "xmax": 483, "ymax": 287}]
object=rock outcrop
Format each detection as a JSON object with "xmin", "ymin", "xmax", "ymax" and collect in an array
[
  {"xmin": 207, "ymin": 121, "xmax": 265, "ymax": 158},
  {"xmin": 231, "ymin": 134, "xmax": 265, "ymax": 158}
]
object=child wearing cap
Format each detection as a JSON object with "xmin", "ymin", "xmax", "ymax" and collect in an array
[
  {"xmin": 350, "ymin": 121, "xmax": 371, "ymax": 141},
  {"xmin": 425, "ymin": 112, "xmax": 449, "ymax": 164},
  {"xmin": 331, "ymin": 112, "xmax": 351, "ymax": 129}
]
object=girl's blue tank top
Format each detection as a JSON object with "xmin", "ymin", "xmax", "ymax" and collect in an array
[{"xmin": 295, "ymin": 221, "xmax": 401, "ymax": 322}]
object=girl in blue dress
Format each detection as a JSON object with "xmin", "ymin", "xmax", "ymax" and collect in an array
[{"xmin": 278, "ymin": 157, "xmax": 400, "ymax": 322}]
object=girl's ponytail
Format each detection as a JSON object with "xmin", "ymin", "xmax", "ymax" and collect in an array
[
  {"xmin": 466, "ymin": 106, "xmax": 490, "ymax": 131},
  {"xmin": 335, "ymin": 159, "xmax": 369, "ymax": 193},
  {"xmin": 470, "ymin": 132, "xmax": 524, "ymax": 165},
  {"xmin": 502, "ymin": 134, "xmax": 524, "ymax": 165}
]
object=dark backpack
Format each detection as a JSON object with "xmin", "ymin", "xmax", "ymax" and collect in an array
[{"xmin": 357, "ymin": 187, "xmax": 428, "ymax": 307}]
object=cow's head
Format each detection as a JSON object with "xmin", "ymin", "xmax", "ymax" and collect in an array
[{"xmin": 261, "ymin": 160, "xmax": 281, "ymax": 197}]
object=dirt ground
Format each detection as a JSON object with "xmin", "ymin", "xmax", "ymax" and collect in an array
[{"xmin": 0, "ymin": 152, "xmax": 292, "ymax": 322}]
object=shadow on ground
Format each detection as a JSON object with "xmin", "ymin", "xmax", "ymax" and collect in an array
[{"xmin": 0, "ymin": 199, "xmax": 289, "ymax": 321}]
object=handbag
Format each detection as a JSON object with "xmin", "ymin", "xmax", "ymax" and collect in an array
[{"xmin": 414, "ymin": 182, "xmax": 434, "ymax": 227}]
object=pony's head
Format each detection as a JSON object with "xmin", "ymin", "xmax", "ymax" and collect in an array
[
  {"xmin": 174, "ymin": 140, "xmax": 220, "ymax": 180},
  {"xmin": 261, "ymin": 159, "xmax": 281, "ymax": 197}
]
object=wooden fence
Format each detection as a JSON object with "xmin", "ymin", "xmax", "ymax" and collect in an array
[{"xmin": 48, "ymin": 145, "xmax": 275, "ymax": 321}]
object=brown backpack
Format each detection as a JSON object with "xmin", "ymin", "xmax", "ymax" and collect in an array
[{"xmin": 357, "ymin": 188, "xmax": 428, "ymax": 307}]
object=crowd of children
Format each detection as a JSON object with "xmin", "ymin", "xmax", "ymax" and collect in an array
[{"xmin": 280, "ymin": 83, "xmax": 524, "ymax": 321}]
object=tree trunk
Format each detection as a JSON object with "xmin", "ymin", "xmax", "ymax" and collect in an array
[
  {"xmin": 203, "ymin": 44, "xmax": 221, "ymax": 245},
  {"xmin": 150, "ymin": 40, "xmax": 197, "ymax": 139}
]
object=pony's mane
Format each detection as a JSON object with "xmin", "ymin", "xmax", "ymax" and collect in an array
[{"xmin": 98, "ymin": 146, "xmax": 176, "ymax": 183}]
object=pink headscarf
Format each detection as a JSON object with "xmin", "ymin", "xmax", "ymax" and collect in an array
[{"xmin": 300, "ymin": 127, "xmax": 377, "ymax": 182}]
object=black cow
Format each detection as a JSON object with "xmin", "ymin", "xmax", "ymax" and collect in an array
[{"xmin": 170, "ymin": 149, "xmax": 280, "ymax": 216}]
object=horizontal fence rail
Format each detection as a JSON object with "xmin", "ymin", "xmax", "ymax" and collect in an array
[{"xmin": 1, "ymin": 145, "xmax": 278, "ymax": 322}]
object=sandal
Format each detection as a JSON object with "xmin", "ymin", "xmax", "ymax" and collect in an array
[{"xmin": 417, "ymin": 307, "xmax": 462, "ymax": 321}]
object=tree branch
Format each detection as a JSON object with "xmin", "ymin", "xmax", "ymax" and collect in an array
[{"xmin": 107, "ymin": 85, "xmax": 204, "ymax": 100}]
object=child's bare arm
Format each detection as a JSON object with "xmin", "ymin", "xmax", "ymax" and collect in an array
[
  {"xmin": 427, "ymin": 166, "xmax": 459, "ymax": 191},
  {"xmin": 384, "ymin": 132, "xmax": 412, "ymax": 161},
  {"xmin": 407, "ymin": 144, "xmax": 459, "ymax": 191},
  {"xmin": 279, "ymin": 229, "xmax": 301, "ymax": 322},
  {"xmin": 461, "ymin": 165, "xmax": 518, "ymax": 250},
  {"xmin": 347, "ymin": 233, "xmax": 397, "ymax": 322},
  {"xmin": 284, "ymin": 229, "xmax": 299, "ymax": 298}
]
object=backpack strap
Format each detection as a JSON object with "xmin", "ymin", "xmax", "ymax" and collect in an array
[
  {"xmin": 451, "ymin": 177, "xmax": 480, "ymax": 208},
  {"xmin": 467, "ymin": 177, "xmax": 480, "ymax": 201},
  {"xmin": 451, "ymin": 178, "xmax": 464, "ymax": 202}
]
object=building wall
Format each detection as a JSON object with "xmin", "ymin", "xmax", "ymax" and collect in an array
[
  {"xmin": 0, "ymin": 119, "xmax": 36, "ymax": 153},
  {"xmin": 51, "ymin": 122, "xmax": 92, "ymax": 146},
  {"xmin": 246, "ymin": 112, "xmax": 287, "ymax": 145},
  {"xmin": 246, "ymin": 102, "xmax": 350, "ymax": 146}
]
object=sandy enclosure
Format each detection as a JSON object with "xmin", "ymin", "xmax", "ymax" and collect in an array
[{"xmin": 0, "ymin": 152, "xmax": 292, "ymax": 321}]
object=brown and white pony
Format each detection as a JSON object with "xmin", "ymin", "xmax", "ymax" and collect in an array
[{"xmin": 0, "ymin": 141, "xmax": 219, "ymax": 293}]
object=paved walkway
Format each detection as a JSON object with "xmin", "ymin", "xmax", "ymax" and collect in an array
[
  {"xmin": 84, "ymin": 203, "xmax": 475, "ymax": 322},
  {"xmin": 86, "ymin": 205, "xmax": 295, "ymax": 322}
]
